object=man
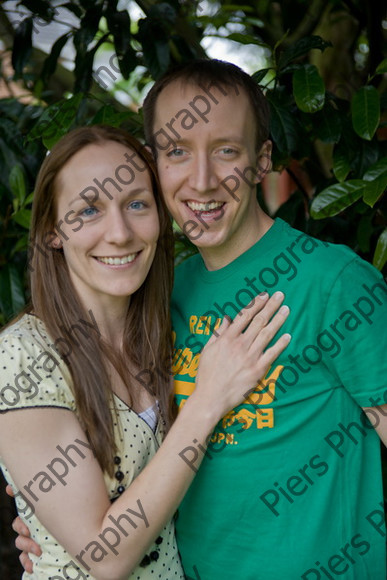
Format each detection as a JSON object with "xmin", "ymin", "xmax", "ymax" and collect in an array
[
  {"xmin": 13, "ymin": 59, "xmax": 387, "ymax": 579},
  {"xmin": 143, "ymin": 59, "xmax": 387, "ymax": 579}
]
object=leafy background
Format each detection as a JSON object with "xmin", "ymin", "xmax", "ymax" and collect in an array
[{"xmin": 0, "ymin": 0, "xmax": 386, "ymax": 576}]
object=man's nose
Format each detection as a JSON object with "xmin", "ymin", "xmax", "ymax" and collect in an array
[{"xmin": 188, "ymin": 153, "xmax": 218, "ymax": 194}]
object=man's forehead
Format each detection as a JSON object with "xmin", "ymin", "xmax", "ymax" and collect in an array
[{"xmin": 153, "ymin": 79, "xmax": 248, "ymax": 124}]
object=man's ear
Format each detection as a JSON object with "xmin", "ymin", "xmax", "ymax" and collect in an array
[
  {"xmin": 254, "ymin": 140, "xmax": 272, "ymax": 183},
  {"xmin": 144, "ymin": 144, "xmax": 155, "ymax": 159}
]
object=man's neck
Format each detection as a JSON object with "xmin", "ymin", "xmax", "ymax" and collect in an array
[{"xmin": 200, "ymin": 211, "xmax": 274, "ymax": 271}]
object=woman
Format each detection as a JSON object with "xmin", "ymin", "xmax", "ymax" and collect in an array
[{"xmin": 0, "ymin": 125, "xmax": 290, "ymax": 579}]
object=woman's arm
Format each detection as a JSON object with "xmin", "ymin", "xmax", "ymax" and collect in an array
[{"xmin": 2, "ymin": 293, "xmax": 290, "ymax": 580}]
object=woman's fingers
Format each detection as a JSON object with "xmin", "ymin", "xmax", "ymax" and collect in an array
[
  {"xmin": 257, "ymin": 330, "xmax": 292, "ymax": 368},
  {"xmin": 205, "ymin": 315, "xmax": 232, "ymax": 346},
  {"xmin": 242, "ymin": 292, "xmax": 286, "ymax": 343},
  {"xmin": 249, "ymin": 303, "xmax": 290, "ymax": 351},
  {"xmin": 223, "ymin": 292, "xmax": 270, "ymax": 338}
]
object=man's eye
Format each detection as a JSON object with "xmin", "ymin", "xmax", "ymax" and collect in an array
[
  {"xmin": 220, "ymin": 148, "xmax": 237, "ymax": 155},
  {"xmin": 167, "ymin": 148, "xmax": 185, "ymax": 157},
  {"xmin": 79, "ymin": 206, "xmax": 98, "ymax": 217},
  {"xmin": 129, "ymin": 201, "xmax": 146, "ymax": 210}
]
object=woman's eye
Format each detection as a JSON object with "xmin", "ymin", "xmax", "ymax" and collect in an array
[
  {"xmin": 129, "ymin": 201, "xmax": 146, "ymax": 210},
  {"xmin": 79, "ymin": 206, "xmax": 98, "ymax": 217}
]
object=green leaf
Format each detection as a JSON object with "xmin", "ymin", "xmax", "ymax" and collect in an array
[
  {"xmin": 267, "ymin": 92, "xmax": 300, "ymax": 155},
  {"xmin": 90, "ymin": 105, "xmax": 137, "ymax": 126},
  {"xmin": 226, "ymin": 33, "xmax": 266, "ymax": 46},
  {"xmin": 310, "ymin": 180, "xmax": 366, "ymax": 219},
  {"xmin": 9, "ymin": 164, "xmax": 26, "ymax": 203},
  {"xmin": 362, "ymin": 158, "xmax": 387, "ymax": 206},
  {"xmin": 41, "ymin": 33, "xmax": 71, "ymax": 81},
  {"xmin": 252, "ymin": 68, "xmax": 272, "ymax": 84},
  {"xmin": 373, "ymin": 228, "xmax": 387, "ymax": 271},
  {"xmin": 375, "ymin": 59, "xmax": 387, "ymax": 75},
  {"xmin": 313, "ymin": 106, "xmax": 341, "ymax": 143},
  {"xmin": 27, "ymin": 95, "xmax": 83, "ymax": 147},
  {"xmin": 150, "ymin": 3, "xmax": 176, "ymax": 24},
  {"xmin": 62, "ymin": 2, "xmax": 83, "ymax": 18},
  {"xmin": 43, "ymin": 95, "xmax": 84, "ymax": 148},
  {"xmin": 119, "ymin": 45, "xmax": 138, "ymax": 79},
  {"xmin": 137, "ymin": 18, "xmax": 170, "ymax": 79},
  {"xmin": 363, "ymin": 157, "xmax": 387, "ymax": 182},
  {"xmin": 351, "ymin": 86, "xmax": 380, "ymax": 140},
  {"xmin": 12, "ymin": 209, "xmax": 32, "ymax": 229},
  {"xmin": 293, "ymin": 65, "xmax": 325, "ymax": 113},
  {"xmin": 12, "ymin": 17, "xmax": 33, "ymax": 77},
  {"xmin": 20, "ymin": 0, "xmax": 53, "ymax": 18},
  {"xmin": 12, "ymin": 233, "xmax": 29, "ymax": 255},
  {"xmin": 363, "ymin": 178, "xmax": 386, "ymax": 207},
  {"xmin": 24, "ymin": 192, "xmax": 35, "ymax": 205},
  {"xmin": 278, "ymin": 35, "xmax": 332, "ymax": 71},
  {"xmin": 74, "ymin": 7, "xmax": 102, "ymax": 52},
  {"xmin": 0, "ymin": 264, "xmax": 26, "ymax": 321},
  {"xmin": 106, "ymin": 10, "xmax": 131, "ymax": 55}
]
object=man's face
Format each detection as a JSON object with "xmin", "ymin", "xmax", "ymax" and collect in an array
[{"xmin": 153, "ymin": 79, "xmax": 271, "ymax": 268}]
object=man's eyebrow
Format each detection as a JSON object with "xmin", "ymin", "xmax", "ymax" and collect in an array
[{"xmin": 170, "ymin": 136, "xmax": 244, "ymax": 146}]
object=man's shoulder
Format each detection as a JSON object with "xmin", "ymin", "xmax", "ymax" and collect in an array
[{"xmin": 279, "ymin": 220, "xmax": 364, "ymax": 272}]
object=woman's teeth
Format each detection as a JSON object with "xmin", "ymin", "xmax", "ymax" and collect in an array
[{"xmin": 97, "ymin": 253, "xmax": 138, "ymax": 265}]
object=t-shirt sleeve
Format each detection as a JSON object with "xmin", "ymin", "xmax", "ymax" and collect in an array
[
  {"xmin": 320, "ymin": 254, "xmax": 387, "ymax": 407},
  {"xmin": 0, "ymin": 332, "xmax": 75, "ymax": 413}
]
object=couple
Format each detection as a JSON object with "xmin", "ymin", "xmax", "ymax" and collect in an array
[{"xmin": 2, "ymin": 59, "xmax": 387, "ymax": 579}]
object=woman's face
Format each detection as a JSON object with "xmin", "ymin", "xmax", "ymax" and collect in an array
[{"xmin": 52, "ymin": 140, "xmax": 160, "ymax": 311}]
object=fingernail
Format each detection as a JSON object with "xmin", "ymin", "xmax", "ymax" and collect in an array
[
  {"xmin": 273, "ymin": 291, "xmax": 284, "ymax": 300},
  {"xmin": 283, "ymin": 333, "xmax": 292, "ymax": 341},
  {"xmin": 279, "ymin": 305, "xmax": 289, "ymax": 315},
  {"xmin": 258, "ymin": 292, "xmax": 268, "ymax": 299}
]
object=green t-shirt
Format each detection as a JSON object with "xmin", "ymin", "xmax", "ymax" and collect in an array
[{"xmin": 171, "ymin": 218, "xmax": 387, "ymax": 580}]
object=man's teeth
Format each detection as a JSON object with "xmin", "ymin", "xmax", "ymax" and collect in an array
[
  {"xmin": 187, "ymin": 201, "xmax": 224, "ymax": 212},
  {"xmin": 97, "ymin": 253, "xmax": 138, "ymax": 265}
]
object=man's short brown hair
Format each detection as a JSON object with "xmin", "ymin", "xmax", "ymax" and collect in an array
[{"xmin": 142, "ymin": 58, "xmax": 270, "ymax": 154}]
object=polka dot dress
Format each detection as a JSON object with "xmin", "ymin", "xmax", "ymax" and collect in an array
[{"xmin": 0, "ymin": 314, "xmax": 184, "ymax": 579}]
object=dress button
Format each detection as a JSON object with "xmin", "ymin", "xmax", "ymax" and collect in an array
[
  {"xmin": 140, "ymin": 555, "xmax": 151, "ymax": 567},
  {"xmin": 115, "ymin": 470, "xmax": 124, "ymax": 481}
]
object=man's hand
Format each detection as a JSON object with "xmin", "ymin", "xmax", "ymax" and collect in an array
[
  {"xmin": 362, "ymin": 404, "xmax": 387, "ymax": 447},
  {"xmin": 6, "ymin": 484, "xmax": 41, "ymax": 574}
]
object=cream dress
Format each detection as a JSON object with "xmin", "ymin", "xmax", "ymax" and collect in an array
[{"xmin": 0, "ymin": 314, "xmax": 184, "ymax": 579}]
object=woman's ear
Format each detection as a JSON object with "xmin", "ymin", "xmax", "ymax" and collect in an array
[
  {"xmin": 49, "ymin": 233, "xmax": 63, "ymax": 249},
  {"xmin": 254, "ymin": 140, "xmax": 273, "ymax": 183}
]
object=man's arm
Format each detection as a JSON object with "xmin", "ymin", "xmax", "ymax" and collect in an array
[{"xmin": 362, "ymin": 404, "xmax": 387, "ymax": 446}]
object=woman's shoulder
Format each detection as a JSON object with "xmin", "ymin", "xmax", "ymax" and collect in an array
[
  {"xmin": 0, "ymin": 313, "xmax": 75, "ymax": 412},
  {"xmin": 1, "ymin": 312, "xmax": 50, "ymax": 344}
]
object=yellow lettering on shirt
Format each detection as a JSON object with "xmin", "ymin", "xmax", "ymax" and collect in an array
[{"xmin": 173, "ymin": 315, "xmax": 285, "ymax": 445}]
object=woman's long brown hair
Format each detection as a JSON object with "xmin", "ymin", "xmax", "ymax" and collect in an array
[{"xmin": 28, "ymin": 125, "xmax": 175, "ymax": 476}]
